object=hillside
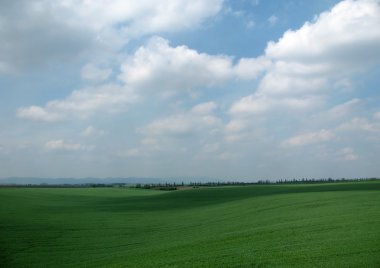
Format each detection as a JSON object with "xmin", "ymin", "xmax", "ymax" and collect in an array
[{"xmin": 1, "ymin": 182, "xmax": 379, "ymax": 267}]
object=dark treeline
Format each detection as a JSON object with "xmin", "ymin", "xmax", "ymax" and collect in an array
[
  {"xmin": 266, "ymin": 177, "xmax": 378, "ymax": 184},
  {"xmin": 134, "ymin": 177, "xmax": 379, "ymax": 191},
  {"xmin": 1, "ymin": 177, "xmax": 378, "ymax": 189}
]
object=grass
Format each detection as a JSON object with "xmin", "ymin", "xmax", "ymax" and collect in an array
[{"xmin": 0, "ymin": 181, "xmax": 379, "ymax": 267}]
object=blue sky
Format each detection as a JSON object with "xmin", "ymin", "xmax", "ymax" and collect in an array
[{"xmin": 1, "ymin": 0, "xmax": 380, "ymax": 180}]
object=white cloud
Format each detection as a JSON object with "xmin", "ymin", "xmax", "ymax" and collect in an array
[
  {"xmin": 225, "ymin": 119, "xmax": 248, "ymax": 133},
  {"xmin": 0, "ymin": 0, "xmax": 224, "ymax": 73},
  {"xmin": 18, "ymin": 34, "xmax": 273, "ymax": 122},
  {"xmin": 111, "ymin": 0, "xmax": 223, "ymax": 36},
  {"xmin": 81, "ymin": 63, "xmax": 112, "ymax": 82},
  {"xmin": 230, "ymin": 95, "xmax": 270, "ymax": 115},
  {"xmin": 140, "ymin": 102, "xmax": 221, "ymax": 138},
  {"xmin": 267, "ymin": 15, "xmax": 278, "ymax": 26},
  {"xmin": 53, "ymin": 0, "xmax": 223, "ymax": 33},
  {"xmin": 336, "ymin": 147, "xmax": 358, "ymax": 161},
  {"xmin": 17, "ymin": 84, "xmax": 138, "ymax": 121},
  {"xmin": 282, "ymin": 129, "xmax": 334, "ymax": 147},
  {"xmin": 123, "ymin": 102, "xmax": 223, "ymax": 157},
  {"xmin": 82, "ymin": 126, "xmax": 95, "ymax": 137},
  {"xmin": 81, "ymin": 126, "xmax": 105, "ymax": 137},
  {"xmin": 17, "ymin": 106, "xmax": 63, "ymax": 122},
  {"xmin": 336, "ymin": 117, "xmax": 380, "ymax": 132},
  {"xmin": 234, "ymin": 56, "xmax": 271, "ymax": 80},
  {"xmin": 190, "ymin": 102, "xmax": 218, "ymax": 114},
  {"xmin": 230, "ymin": 94, "xmax": 322, "ymax": 115},
  {"xmin": 44, "ymin": 140, "xmax": 93, "ymax": 151},
  {"xmin": 118, "ymin": 36, "xmax": 269, "ymax": 97},
  {"xmin": 119, "ymin": 37, "xmax": 233, "ymax": 97},
  {"xmin": 325, "ymin": 99, "xmax": 361, "ymax": 120},
  {"xmin": 0, "ymin": 1, "xmax": 94, "ymax": 73},
  {"xmin": 223, "ymin": 115, "xmax": 269, "ymax": 143},
  {"xmin": 308, "ymin": 98, "xmax": 363, "ymax": 127},
  {"xmin": 256, "ymin": 71, "xmax": 327, "ymax": 97},
  {"xmin": 2, "ymin": 0, "xmax": 379, "ymax": 180},
  {"xmin": 230, "ymin": 0, "xmax": 380, "ymax": 120},
  {"xmin": 266, "ymin": 0, "xmax": 380, "ymax": 67}
]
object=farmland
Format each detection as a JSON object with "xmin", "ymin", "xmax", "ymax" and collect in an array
[{"xmin": 1, "ymin": 181, "xmax": 380, "ymax": 267}]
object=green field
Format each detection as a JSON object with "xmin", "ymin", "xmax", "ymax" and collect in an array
[{"xmin": 1, "ymin": 182, "xmax": 380, "ymax": 267}]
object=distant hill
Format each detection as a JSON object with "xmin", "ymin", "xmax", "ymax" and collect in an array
[{"xmin": 0, "ymin": 177, "xmax": 169, "ymax": 185}]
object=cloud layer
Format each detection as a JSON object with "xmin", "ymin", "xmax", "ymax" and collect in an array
[
  {"xmin": 0, "ymin": 0, "xmax": 224, "ymax": 73},
  {"xmin": 17, "ymin": 36, "xmax": 269, "ymax": 121},
  {"xmin": 232, "ymin": 0, "xmax": 380, "ymax": 117},
  {"xmin": 3, "ymin": 0, "xmax": 380, "ymax": 179}
]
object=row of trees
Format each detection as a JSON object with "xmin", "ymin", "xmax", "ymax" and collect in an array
[
  {"xmin": 2, "ymin": 177, "xmax": 377, "ymax": 189},
  {"xmin": 133, "ymin": 177, "xmax": 379, "ymax": 190},
  {"xmin": 274, "ymin": 177, "xmax": 379, "ymax": 184}
]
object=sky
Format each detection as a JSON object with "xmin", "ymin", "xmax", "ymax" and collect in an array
[{"xmin": 1, "ymin": 0, "xmax": 380, "ymax": 181}]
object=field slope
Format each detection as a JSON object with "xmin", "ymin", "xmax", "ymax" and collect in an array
[{"xmin": 1, "ymin": 181, "xmax": 380, "ymax": 267}]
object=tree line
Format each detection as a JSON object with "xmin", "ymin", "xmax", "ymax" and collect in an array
[
  {"xmin": 134, "ymin": 177, "xmax": 379, "ymax": 191},
  {"xmin": 1, "ymin": 177, "xmax": 378, "ymax": 189}
]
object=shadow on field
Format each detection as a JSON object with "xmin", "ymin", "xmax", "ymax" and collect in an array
[{"xmin": 95, "ymin": 182, "xmax": 380, "ymax": 212}]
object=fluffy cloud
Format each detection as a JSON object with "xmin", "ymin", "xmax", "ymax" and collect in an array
[
  {"xmin": 336, "ymin": 117, "xmax": 380, "ymax": 132},
  {"xmin": 3, "ymin": 0, "xmax": 380, "ymax": 180},
  {"xmin": 120, "ymin": 37, "xmax": 268, "ymax": 97},
  {"xmin": 18, "ymin": 36, "xmax": 271, "ymax": 121},
  {"xmin": 229, "ymin": 0, "xmax": 380, "ymax": 122},
  {"xmin": 123, "ymin": 102, "xmax": 222, "ymax": 156},
  {"xmin": 256, "ymin": 71, "xmax": 328, "ymax": 97},
  {"xmin": 17, "ymin": 106, "xmax": 63, "ymax": 122},
  {"xmin": 57, "ymin": 0, "xmax": 224, "ymax": 36},
  {"xmin": 266, "ymin": 0, "xmax": 380, "ymax": 67},
  {"xmin": 230, "ymin": 94, "xmax": 322, "ymax": 115},
  {"xmin": 0, "ymin": 0, "xmax": 224, "ymax": 73},
  {"xmin": 325, "ymin": 99, "xmax": 361, "ymax": 120},
  {"xmin": 0, "ymin": 1, "xmax": 93, "ymax": 73},
  {"xmin": 336, "ymin": 147, "xmax": 358, "ymax": 161},
  {"xmin": 17, "ymin": 84, "xmax": 138, "ymax": 121},
  {"xmin": 81, "ymin": 126, "xmax": 105, "ymax": 137},
  {"xmin": 282, "ymin": 129, "xmax": 334, "ymax": 147},
  {"xmin": 267, "ymin": 15, "xmax": 278, "ymax": 26},
  {"xmin": 233, "ymin": 56, "xmax": 272, "ymax": 80},
  {"xmin": 44, "ymin": 140, "xmax": 93, "ymax": 151},
  {"xmin": 119, "ymin": 37, "xmax": 233, "ymax": 96},
  {"xmin": 140, "ymin": 101, "xmax": 221, "ymax": 138},
  {"xmin": 81, "ymin": 63, "xmax": 112, "ymax": 82}
]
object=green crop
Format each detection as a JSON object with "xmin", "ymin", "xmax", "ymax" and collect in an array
[{"xmin": 1, "ymin": 182, "xmax": 379, "ymax": 267}]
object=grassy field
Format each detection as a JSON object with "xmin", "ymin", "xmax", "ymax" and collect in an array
[{"xmin": 0, "ymin": 181, "xmax": 379, "ymax": 267}]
